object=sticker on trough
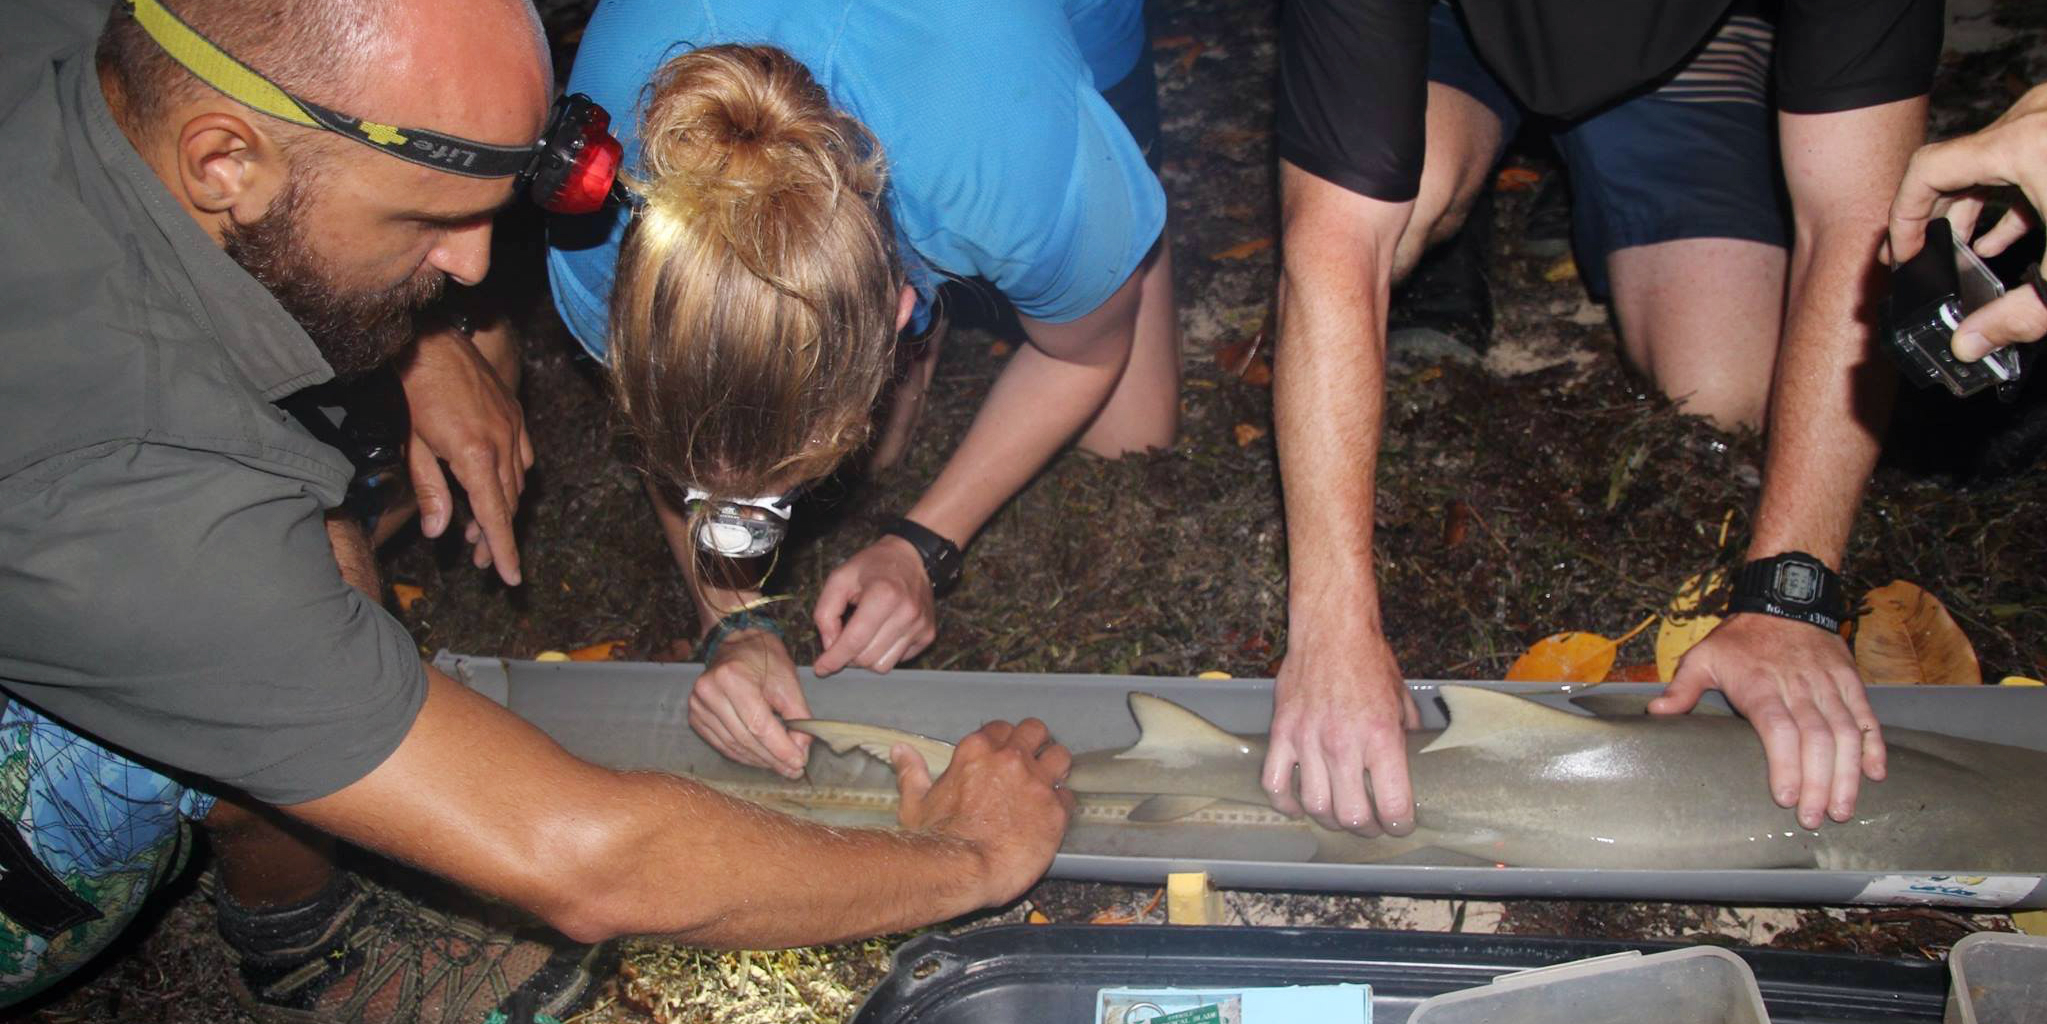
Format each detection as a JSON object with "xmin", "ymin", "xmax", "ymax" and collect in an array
[{"xmin": 1850, "ymin": 874, "xmax": 2041, "ymax": 908}]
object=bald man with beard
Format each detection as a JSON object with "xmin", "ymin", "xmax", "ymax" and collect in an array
[{"xmin": 0, "ymin": 1, "xmax": 1074, "ymax": 1020}]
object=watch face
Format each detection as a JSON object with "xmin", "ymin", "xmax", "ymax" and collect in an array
[{"xmin": 1775, "ymin": 562, "xmax": 1820, "ymax": 605}]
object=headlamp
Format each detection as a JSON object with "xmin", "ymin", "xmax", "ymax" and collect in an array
[
  {"xmin": 683, "ymin": 487, "xmax": 796, "ymax": 559},
  {"xmin": 126, "ymin": 0, "xmax": 624, "ymax": 214}
]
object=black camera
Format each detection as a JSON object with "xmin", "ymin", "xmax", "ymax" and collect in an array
[{"xmin": 1883, "ymin": 217, "xmax": 2024, "ymax": 398}]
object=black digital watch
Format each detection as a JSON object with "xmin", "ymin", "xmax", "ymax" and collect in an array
[
  {"xmin": 1727, "ymin": 551, "xmax": 1849, "ymax": 634},
  {"xmin": 882, "ymin": 517, "xmax": 964, "ymax": 597}
]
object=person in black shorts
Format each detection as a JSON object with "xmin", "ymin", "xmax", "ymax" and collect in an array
[{"xmin": 1263, "ymin": 0, "xmax": 1940, "ymax": 844}]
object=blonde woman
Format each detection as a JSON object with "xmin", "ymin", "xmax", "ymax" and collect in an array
[{"xmin": 546, "ymin": 0, "xmax": 1175, "ymax": 776}]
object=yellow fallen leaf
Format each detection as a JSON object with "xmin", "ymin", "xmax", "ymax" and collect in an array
[
  {"xmin": 1543, "ymin": 255, "xmax": 1578, "ymax": 282},
  {"xmin": 391, "ymin": 582, "xmax": 426, "ymax": 614},
  {"xmin": 1506, "ymin": 616, "xmax": 1654, "ymax": 684},
  {"xmin": 1999, "ymin": 676, "xmax": 2044, "ymax": 686},
  {"xmin": 534, "ymin": 651, "xmax": 570, "ymax": 662},
  {"xmin": 1232, "ymin": 422, "xmax": 1267, "ymax": 447},
  {"xmin": 1209, "ymin": 237, "xmax": 1273, "ymax": 261},
  {"xmin": 1026, "ymin": 909, "xmax": 1051, "ymax": 925},
  {"xmin": 569, "ymin": 640, "xmax": 626, "ymax": 662},
  {"xmin": 1853, "ymin": 580, "xmax": 1981, "ymax": 685},
  {"xmin": 1196, "ymin": 670, "xmax": 1233, "ymax": 679},
  {"xmin": 1655, "ymin": 569, "xmax": 1724, "ymax": 682}
]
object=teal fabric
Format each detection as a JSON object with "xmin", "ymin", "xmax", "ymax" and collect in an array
[{"xmin": 546, "ymin": 0, "xmax": 1165, "ymax": 356}]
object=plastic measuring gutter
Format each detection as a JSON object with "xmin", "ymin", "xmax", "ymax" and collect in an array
[{"xmin": 436, "ymin": 652, "xmax": 2047, "ymax": 909}]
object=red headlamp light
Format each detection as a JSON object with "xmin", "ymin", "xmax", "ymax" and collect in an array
[{"xmin": 521, "ymin": 94, "xmax": 625, "ymax": 215}]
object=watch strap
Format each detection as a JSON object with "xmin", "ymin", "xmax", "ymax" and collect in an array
[
  {"xmin": 1728, "ymin": 552, "xmax": 1848, "ymax": 634},
  {"xmin": 882, "ymin": 517, "xmax": 963, "ymax": 597}
]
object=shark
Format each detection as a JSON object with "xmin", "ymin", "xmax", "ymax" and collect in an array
[{"xmin": 791, "ymin": 686, "xmax": 2047, "ymax": 872}]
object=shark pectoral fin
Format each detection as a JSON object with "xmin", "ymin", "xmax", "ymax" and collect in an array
[
  {"xmin": 1420, "ymin": 686, "xmax": 1616, "ymax": 755},
  {"xmin": 786, "ymin": 720, "xmax": 957, "ymax": 776},
  {"xmin": 1307, "ymin": 824, "xmax": 1445, "ymax": 865},
  {"xmin": 1127, "ymin": 795, "xmax": 1224, "ymax": 823},
  {"xmin": 1570, "ymin": 694, "xmax": 1732, "ymax": 717},
  {"xmin": 1122, "ymin": 693, "xmax": 1259, "ymax": 767}
]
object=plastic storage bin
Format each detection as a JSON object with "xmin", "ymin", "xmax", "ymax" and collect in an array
[
  {"xmin": 1946, "ymin": 931, "xmax": 2047, "ymax": 1024},
  {"xmin": 851, "ymin": 925, "xmax": 1948, "ymax": 1024},
  {"xmin": 1407, "ymin": 946, "xmax": 1770, "ymax": 1024}
]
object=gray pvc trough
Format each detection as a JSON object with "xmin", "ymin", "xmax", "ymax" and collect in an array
[{"xmin": 436, "ymin": 652, "xmax": 2047, "ymax": 909}]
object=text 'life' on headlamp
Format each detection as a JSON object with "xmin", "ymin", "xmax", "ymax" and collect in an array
[
  {"xmin": 126, "ymin": 0, "xmax": 624, "ymax": 214},
  {"xmin": 684, "ymin": 487, "xmax": 796, "ymax": 560}
]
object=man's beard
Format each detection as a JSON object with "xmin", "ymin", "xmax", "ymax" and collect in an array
[{"xmin": 222, "ymin": 174, "xmax": 446, "ymax": 380}]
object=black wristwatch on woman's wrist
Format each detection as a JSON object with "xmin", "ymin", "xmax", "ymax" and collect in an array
[
  {"xmin": 882, "ymin": 517, "xmax": 963, "ymax": 597},
  {"xmin": 1727, "ymin": 551, "xmax": 1849, "ymax": 633}
]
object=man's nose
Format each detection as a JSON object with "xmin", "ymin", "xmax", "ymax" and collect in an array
[{"xmin": 427, "ymin": 220, "xmax": 494, "ymax": 286}]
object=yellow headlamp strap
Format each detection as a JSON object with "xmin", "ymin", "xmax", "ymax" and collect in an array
[{"xmin": 124, "ymin": 0, "xmax": 538, "ymax": 178}]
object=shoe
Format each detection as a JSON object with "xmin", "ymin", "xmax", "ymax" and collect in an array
[
  {"xmin": 219, "ymin": 874, "xmax": 608, "ymax": 1024},
  {"xmin": 1389, "ymin": 189, "xmax": 1495, "ymax": 366},
  {"xmin": 1519, "ymin": 169, "xmax": 1572, "ymax": 259}
]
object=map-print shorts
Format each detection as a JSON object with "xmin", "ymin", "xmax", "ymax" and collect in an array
[{"xmin": 0, "ymin": 697, "xmax": 215, "ymax": 1005}]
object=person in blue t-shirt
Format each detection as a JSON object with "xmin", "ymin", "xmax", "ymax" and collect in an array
[{"xmin": 546, "ymin": 0, "xmax": 1175, "ymax": 777}]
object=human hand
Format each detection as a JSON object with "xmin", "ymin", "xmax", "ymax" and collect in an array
[
  {"xmin": 398, "ymin": 326, "xmax": 534, "ymax": 585},
  {"xmin": 1263, "ymin": 626, "xmax": 1422, "ymax": 837},
  {"xmin": 1888, "ymin": 84, "xmax": 2047, "ymax": 267},
  {"xmin": 894, "ymin": 718, "xmax": 1074, "ymax": 906},
  {"xmin": 1653, "ymin": 612, "xmax": 1886, "ymax": 829},
  {"xmin": 812, "ymin": 536, "xmax": 938, "ymax": 676},
  {"xmin": 687, "ymin": 628, "xmax": 813, "ymax": 779}
]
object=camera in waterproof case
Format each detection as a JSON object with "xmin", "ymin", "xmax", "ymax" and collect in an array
[{"xmin": 1882, "ymin": 217, "xmax": 2024, "ymax": 398}]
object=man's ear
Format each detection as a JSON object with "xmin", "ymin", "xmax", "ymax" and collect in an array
[
  {"xmin": 174, "ymin": 110, "xmax": 286, "ymax": 221},
  {"xmin": 895, "ymin": 285, "xmax": 916, "ymax": 332}
]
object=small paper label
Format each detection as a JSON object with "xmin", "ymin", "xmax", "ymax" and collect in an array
[{"xmin": 1851, "ymin": 874, "xmax": 2041, "ymax": 908}]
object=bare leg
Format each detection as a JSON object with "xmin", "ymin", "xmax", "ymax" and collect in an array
[
  {"xmin": 1078, "ymin": 240, "xmax": 1181, "ymax": 455},
  {"xmin": 1606, "ymin": 238, "xmax": 1786, "ymax": 431},
  {"xmin": 1391, "ymin": 84, "xmax": 1506, "ymax": 281},
  {"xmin": 203, "ymin": 797, "xmax": 336, "ymax": 908}
]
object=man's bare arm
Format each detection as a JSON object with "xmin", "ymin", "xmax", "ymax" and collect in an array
[
  {"xmin": 1656, "ymin": 98, "xmax": 1928, "ymax": 827},
  {"xmin": 289, "ymin": 667, "xmax": 1071, "ymax": 947},
  {"xmin": 1263, "ymin": 162, "xmax": 1422, "ymax": 837}
]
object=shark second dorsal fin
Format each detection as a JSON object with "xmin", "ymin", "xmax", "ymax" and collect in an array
[
  {"xmin": 1420, "ymin": 686, "xmax": 1613, "ymax": 755},
  {"xmin": 1119, "ymin": 693, "xmax": 1255, "ymax": 768},
  {"xmin": 786, "ymin": 720, "xmax": 957, "ymax": 777}
]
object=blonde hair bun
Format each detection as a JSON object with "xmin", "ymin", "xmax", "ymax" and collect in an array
[
  {"xmin": 609, "ymin": 44, "xmax": 905, "ymax": 522},
  {"xmin": 631, "ymin": 46, "xmax": 884, "ymax": 279}
]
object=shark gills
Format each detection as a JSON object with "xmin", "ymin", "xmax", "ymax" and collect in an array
[{"xmin": 791, "ymin": 687, "xmax": 2047, "ymax": 872}]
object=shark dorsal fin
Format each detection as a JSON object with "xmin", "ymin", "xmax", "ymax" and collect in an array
[
  {"xmin": 1420, "ymin": 686, "xmax": 1613, "ymax": 755},
  {"xmin": 786, "ymin": 720, "xmax": 956, "ymax": 777},
  {"xmin": 1118, "ymin": 693, "xmax": 1253, "ymax": 768}
]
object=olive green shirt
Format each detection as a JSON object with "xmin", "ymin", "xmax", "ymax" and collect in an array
[{"xmin": 0, "ymin": 0, "xmax": 427, "ymax": 805}]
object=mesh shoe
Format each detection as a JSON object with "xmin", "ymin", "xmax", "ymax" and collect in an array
[{"xmin": 219, "ymin": 873, "xmax": 607, "ymax": 1024}]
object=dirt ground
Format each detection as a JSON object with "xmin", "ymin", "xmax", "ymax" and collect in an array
[{"xmin": 21, "ymin": 0, "xmax": 2047, "ymax": 1020}]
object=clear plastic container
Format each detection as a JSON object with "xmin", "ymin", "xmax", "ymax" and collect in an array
[
  {"xmin": 1946, "ymin": 932, "xmax": 2047, "ymax": 1024},
  {"xmin": 1407, "ymin": 946, "xmax": 1771, "ymax": 1024}
]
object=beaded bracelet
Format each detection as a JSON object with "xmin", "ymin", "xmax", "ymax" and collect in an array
[{"xmin": 698, "ymin": 609, "xmax": 787, "ymax": 664}]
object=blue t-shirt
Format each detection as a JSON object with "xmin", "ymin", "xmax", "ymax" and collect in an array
[{"xmin": 546, "ymin": 0, "xmax": 1166, "ymax": 358}]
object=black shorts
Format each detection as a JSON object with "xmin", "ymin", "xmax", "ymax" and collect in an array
[
  {"xmin": 1277, "ymin": 0, "xmax": 1942, "ymax": 204},
  {"xmin": 1430, "ymin": 3, "xmax": 1789, "ymax": 296},
  {"xmin": 1100, "ymin": 33, "xmax": 1163, "ymax": 174}
]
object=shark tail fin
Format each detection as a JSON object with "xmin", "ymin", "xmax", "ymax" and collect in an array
[
  {"xmin": 1121, "ymin": 693, "xmax": 1253, "ymax": 765},
  {"xmin": 786, "ymin": 720, "xmax": 957, "ymax": 777},
  {"xmin": 1420, "ymin": 686, "xmax": 1614, "ymax": 755}
]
